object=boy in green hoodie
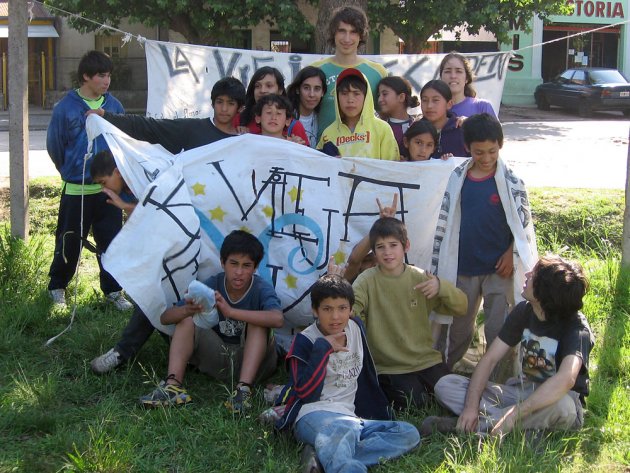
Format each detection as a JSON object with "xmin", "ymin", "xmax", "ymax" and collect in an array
[{"xmin": 317, "ymin": 68, "xmax": 399, "ymax": 160}]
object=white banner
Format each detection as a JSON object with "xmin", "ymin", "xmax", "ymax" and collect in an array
[
  {"xmin": 145, "ymin": 40, "xmax": 511, "ymax": 120},
  {"xmin": 86, "ymin": 115, "xmax": 464, "ymax": 338}
]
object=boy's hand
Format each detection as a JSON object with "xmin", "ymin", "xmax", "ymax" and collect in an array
[
  {"xmin": 455, "ymin": 116, "xmax": 468, "ymax": 128},
  {"xmin": 85, "ymin": 108, "xmax": 105, "ymax": 118},
  {"xmin": 287, "ymin": 135, "xmax": 306, "ymax": 145},
  {"xmin": 414, "ymin": 272, "xmax": 440, "ymax": 299},
  {"xmin": 440, "ymin": 153, "xmax": 454, "ymax": 160},
  {"xmin": 327, "ymin": 256, "xmax": 346, "ymax": 278},
  {"xmin": 235, "ymin": 126, "xmax": 249, "ymax": 135},
  {"xmin": 324, "ymin": 332, "xmax": 348, "ymax": 352},
  {"xmin": 495, "ymin": 245, "xmax": 514, "ymax": 278},
  {"xmin": 214, "ymin": 291, "xmax": 234, "ymax": 318},
  {"xmin": 456, "ymin": 406, "xmax": 480, "ymax": 433},
  {"xmin": 377, "ymin": 193, "xmax": 398, "ymax": 218}
]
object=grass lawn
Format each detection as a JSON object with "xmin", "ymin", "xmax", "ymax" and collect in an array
[{"xmin": 0, "ymin": 178, "xmax": 628, "ymax": 472}]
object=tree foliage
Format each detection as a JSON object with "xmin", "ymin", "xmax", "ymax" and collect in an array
[
  {"xmin": 44, "ymin": 0, "xmax": 314, "ymax": 46},
  {"xmin": 368, "ymin": 0, "xmax": 572, "ymax": 53}
]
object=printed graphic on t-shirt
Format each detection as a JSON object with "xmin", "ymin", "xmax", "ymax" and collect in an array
[
  {"xmin": 520, "ymin": 329, "xmax": 557, "ymax": 381},
  {"xmin": 328, "ymin": 352, "xmax": 362, "ymax": 389},
  {"xmin": 219, "ymin": 319, "xmax": 245, "ymax": 338}
]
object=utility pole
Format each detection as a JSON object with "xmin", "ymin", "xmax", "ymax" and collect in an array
[{"xmin": 8, "ymin": 0, "xmax": 30, "ymax": 240}]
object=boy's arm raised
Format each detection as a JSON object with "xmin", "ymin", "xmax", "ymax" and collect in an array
[{"xmin": 430, "ymin": 277, "xmax": 468, "ymax": 316}]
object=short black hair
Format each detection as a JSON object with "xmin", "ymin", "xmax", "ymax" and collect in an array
[
  {"xmin": 404, "ymin": 120, "xmax": 438, "ymax": 145},
  {"xmin": 337, "ymin": 74, "xmax": 368, "ymax": 97},
  {"xmin": 369, "ymin": 217, "xmax": 408, "ymax": 251},
  {"xmin": 77, "ymin": 50, "xmax": 113, "ymax": 84},
  {"xmin": 254, "ymin": 94, "xmax": 293, "ymax": 118},
  {"xmin": 90, "ymin": 150, "xmax": 116, "ymax": 179},
  {"xmin": 212, "ymin": 77, "xmax": 246, "ymax": 108},
  {"xmin": 420, "ymin": 79, "xmax": 452, "ymax": 102},
  {"xmin": 532, "ymin": 255, "xmax": 588, "ymax": 323},
  {"xmin": 220, "ymin": 230, "xmax": 264, "ymax": 266},
  {"xmin": 311, "ymin": 274, "xmax": 355, "ymax": 309},
  {"xmin": 462, "ymin": 113, "xmax": 504, "ymax": 147},
  {"xmin": 328, "ymin": 6, "xmax": 369, "ymax": 47}
]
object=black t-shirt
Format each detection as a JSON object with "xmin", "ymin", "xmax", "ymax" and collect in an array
[{"xmin": 498, "ymin": 301, "xmax": 594, "ymax": 402}]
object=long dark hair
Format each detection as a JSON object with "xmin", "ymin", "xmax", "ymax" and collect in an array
[
  {"xmin": 287, "ymin": 66, "xmax": 327, "ymax": 118},
  {"xmin": 240, "ymin": 67, "xmax": 285, "ymax": 126}
]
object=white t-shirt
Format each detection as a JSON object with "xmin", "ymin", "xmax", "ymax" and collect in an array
[
  {"xmin": 296, "ymin": 319, "xmax": 363, "ymax": 421},
  {"xmin": 298, "ymin": 113, "xmax": 318, "ymax": 149}
]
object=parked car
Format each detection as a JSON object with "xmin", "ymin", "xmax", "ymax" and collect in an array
[{"xmin": 534, "ymin": 67, "xmax": 630, "ymax": 117}]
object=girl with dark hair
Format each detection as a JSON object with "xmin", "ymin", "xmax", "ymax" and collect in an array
[
  {"xmin": 287, "ymin": 66, "xmax": 327, "ymax": 148},
  {"xmin": 377, "ymin": 76, "xmax": 420, "ymax": 157}
]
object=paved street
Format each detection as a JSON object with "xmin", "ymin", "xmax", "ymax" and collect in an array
[{"xmin": 1, "ymin": 106, "xmax": 628, "ymax": 189}]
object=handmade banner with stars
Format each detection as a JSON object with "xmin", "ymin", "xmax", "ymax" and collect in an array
[{"xmin": 88, "ymin": 115, "xmax": 464, "ymax": 343}]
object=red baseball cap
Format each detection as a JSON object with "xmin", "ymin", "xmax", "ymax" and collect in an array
[{"xmin": 337, "ymin": 67, "xmax": 366, "ymax": 85}]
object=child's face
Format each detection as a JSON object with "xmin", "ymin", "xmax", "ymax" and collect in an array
[
  {"xmin": 522, "ymin": 269, "xmax": 535, "ymax": 302},
  {"xmin": 334, "ymin": 21, "xmax": 360, "ymax": 56},
  {"xmin": 373, "ymin": 236, "xmax": 408, "ymax": 276},
  {"xmin": 82, "ymin": 72, "xmax": 111, "ymax": 98},
  {"xmin": 255, "ymin": 104, "xmax": 292, "ymax": 136},
  {"xmin": 338, "ymin": 84, "xmax": 365, "ymax": 121},
  {"xmin": 94, "ymin": 168, "xmax": 124, "ymax": 194},
  {"xmin": 468, "ymin": 140, "xmax": 501, "ymax": 174},
  {"xmin": 212, "ymin": 94, "xmax": 240, "ymax": 126},
  {"xmin": 299, "ymin": 76, "xmax": 324, "ymax": 113},
  {"xmin": 404, "ymin": 132, "xmax": 436, "ymax": 161},
  {"xmin": 440, "ymin": 57, "xmax": 467, "ymax": 97},
  {"xmin": 254, "ymin": 74, "xmax": 281, "ymax": 102},
  {"xmin": 421, "ymin": 88, "xmax": 451, "ymax": 126},
  {"xmin": 222, "ymin": 253, "xmax": 257, "ymax": 295},
  {"xmin": 378, "ymin": 85, "xmax": 404, "ymax": 115},
  {"xmin": 313, "ymin": 296, "xmax": 352, "ymax": 336}
]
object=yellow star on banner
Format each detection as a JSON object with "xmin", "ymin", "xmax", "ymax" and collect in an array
[
  {"xmin": 240, "ymin": 226, "xmax": 252, "ymax": 234},
  {"xmin": 288, "ymin": 186, "xmax": 303, "ymax": 203},
  {"xmin": 284, "ymin": 273, "xmax": 298, "ymax": 289},
  {"xmin": 191, "ymin": 182, "xmax": 206, "ymax": 195},
  {"xmin": 263, "ymin": 206, "xmax": 274, "ymax": 218},
  {"xmin": 209, "ymin": 206, "xmax": 226, "ymax": 222},
  {"xmin": 332, "ymin": 250, "xmax": 347, "ymax": 265}
]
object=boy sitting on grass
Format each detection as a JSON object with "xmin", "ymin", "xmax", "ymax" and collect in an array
[
  {"xmin": 350, "ymin": 217, "xmax": 468, "ymax": 410},
  {"xmin": 276, "ymin": 274, "xmax": 419, "ymax": 473},
  {"xmin": 317, "ymin": 68, "xmax": 398, "ymax": 160},
  {"xmin": 90, "ymin": 150, "xmax": 137, "ymax": 216},
  {"xmin": 140, "ymin": 230, "xmax": 283, "ymax": 412},
  {"xmin": 424, "ymin": 255, "xmax": 594, "ymax": 437}
]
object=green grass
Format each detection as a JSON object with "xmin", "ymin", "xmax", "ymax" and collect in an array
[{"xmin": 0, "ymin": 179, "xmax": 628, "ymax": 472}]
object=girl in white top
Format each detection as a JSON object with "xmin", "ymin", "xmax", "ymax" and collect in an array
[{"xmin": 287, "ymin": 66, "xmax": 327, "ymax": 148}]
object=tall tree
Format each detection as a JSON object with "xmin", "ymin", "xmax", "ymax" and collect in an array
[
  {"xmin": 44, "ymin": 0, "xmax": 314, "ymax": 47},
  {"xmin": 367, "ymin": 0, "xmax": 571, "ymax": 53}
]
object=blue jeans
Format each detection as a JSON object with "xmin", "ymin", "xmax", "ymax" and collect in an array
[{"xmin": 294, "ymin": 411, "xmax": 420, "ymax": 473}]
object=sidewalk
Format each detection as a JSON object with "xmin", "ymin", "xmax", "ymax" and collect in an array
[{"xmin": 0, "ymin": 106, "xmax": 52, "ymax": 132}]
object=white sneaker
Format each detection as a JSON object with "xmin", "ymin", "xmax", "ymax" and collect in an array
[
  {"xmin": 105, "ymin": 291, "xmax": 133, "ymax": 311},
  {"xmin": 49, "ymin": 289, "xmax": 67, "ymax": 308},
  {"xmin": 90, "ymin": 348, "xmax": 124, "ymax": 374}
]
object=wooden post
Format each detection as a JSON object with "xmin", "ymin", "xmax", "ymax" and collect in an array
[
  {"xmin": 8, "ymin": 0, "xmax": 29, "ymax": 240},
  {"xmin": 622, "ymin": 127, "xmax": 630, "ymax": 267}
]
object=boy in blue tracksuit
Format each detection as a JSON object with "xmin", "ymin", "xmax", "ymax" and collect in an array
[
  {"xmin": 46, "ymin": 50, "xmax": 131, "ymax": 310},
  {"xmin": 276, "ymin": 275, "xmax": 419, "ymax": 473}
]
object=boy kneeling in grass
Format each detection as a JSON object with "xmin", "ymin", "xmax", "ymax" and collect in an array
[
  {"xmin": 424, "ymin": 255, "xmax": 594, "ymax": 437},
  {"xmin": 276, "ymin": 274, "xmax": 419, "ymax": 473},
  {"xmin": 141, "ymin": 230, "xmax": 283, "ymax": 412}
]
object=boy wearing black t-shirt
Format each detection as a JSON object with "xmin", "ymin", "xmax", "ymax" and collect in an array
[{"xmin": 424, "ymin": 255, "xmax": 594, "ymax": 436}]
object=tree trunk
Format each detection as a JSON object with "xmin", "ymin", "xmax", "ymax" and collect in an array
[
  {"xmin": 315, "ymin": 0, "xmax": 368, "ymax": 54},
  {"xmin": 622, "ymin": 128, "xmax": 630, "ymax": 267}
]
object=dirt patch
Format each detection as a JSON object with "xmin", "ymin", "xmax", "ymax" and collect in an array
[{"xmin": 0, "ymin": 184, "xmax": 9, "ymax": 221}]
